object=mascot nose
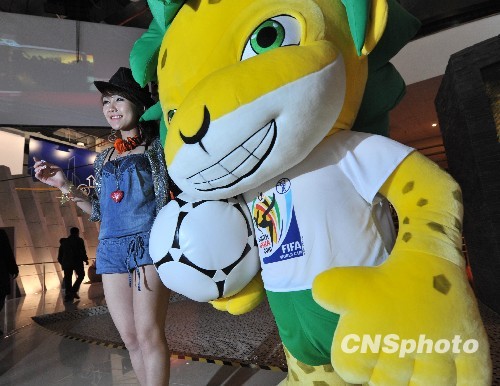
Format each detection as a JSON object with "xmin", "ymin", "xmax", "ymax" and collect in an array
[{"xmin": 179, "ymin": 105, "xmax": 211, "ymax": 153}]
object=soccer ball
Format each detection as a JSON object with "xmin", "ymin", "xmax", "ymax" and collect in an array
[{"xmin": 149, "ymin": 193, "xmax": 260, "ymax": 302}]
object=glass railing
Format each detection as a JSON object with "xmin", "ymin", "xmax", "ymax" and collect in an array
[{"xmin": 10, "ymin": 259, "xmax": 96, "ymax": 297}]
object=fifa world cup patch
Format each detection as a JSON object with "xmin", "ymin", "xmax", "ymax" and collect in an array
[{"xmin": 251, "ymin": 178, "xmax": 305, "ymax": 264}]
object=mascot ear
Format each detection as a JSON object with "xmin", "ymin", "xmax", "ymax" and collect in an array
[
  {"xmin": 347, "ymin": 0, "xmax": 420, "ymax": 136},
  {"xmin": 342, "ymin": 0, "xmax": 389, "ymax": 56},
  {"xmin": 362, "ymin": 0, "xmax": 389, "ymax": 55}
]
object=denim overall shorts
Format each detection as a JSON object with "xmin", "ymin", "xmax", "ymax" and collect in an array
[{"xmin": 96, "ymin": 153, "xmax": 157, "ymax": 289}]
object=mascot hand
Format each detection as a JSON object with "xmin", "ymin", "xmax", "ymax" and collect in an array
[
  {"xmin": 210, "ymin": 273, "xmax": 265, "ymax": 315},
  {"xmin": 312, "ymin": 251, "xmax": 491, "ymax": 385}
]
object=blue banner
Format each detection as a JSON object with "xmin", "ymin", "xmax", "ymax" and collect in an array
[{"xmin": 28, "ymin": 137, "xmax": 97, "ymax": 196}]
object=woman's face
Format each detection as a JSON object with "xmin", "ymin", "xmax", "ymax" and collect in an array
[{"xmin": 102, "ymin": 94, "xmax": 141, "ymax": 132}]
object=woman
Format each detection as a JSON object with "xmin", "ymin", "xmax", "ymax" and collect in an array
[{"xmin": 34, "ymin": 67, "xmax": 172, "ymax": 385}]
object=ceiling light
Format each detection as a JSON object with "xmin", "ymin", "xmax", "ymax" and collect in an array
[
  {"xmin": 431, "ymin": 123, "xmax": 438, "ymax": 127},
  {"xmin": 76, "ymin": 142, "xmax": 85, "ymax": 147}
]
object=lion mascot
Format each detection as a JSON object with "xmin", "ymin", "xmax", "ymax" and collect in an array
[{"xmin": 130, "ymin": 0, "xmax": 492, "ymax": 384}]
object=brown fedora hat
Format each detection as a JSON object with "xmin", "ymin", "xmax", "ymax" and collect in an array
[{"xmin": 94, "ymin": 67, "xmax": 155, "ymax": 108}]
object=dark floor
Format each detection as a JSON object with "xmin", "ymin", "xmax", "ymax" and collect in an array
[
  {"xmin": 1, "ymin": 282, "xmax": 498, "ymax": 385},
  {"xmin": 0, "ymin": 283, "xmax": 286, "ymax": 385}
]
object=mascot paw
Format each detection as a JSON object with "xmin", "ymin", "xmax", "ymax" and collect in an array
[
  {"xmin": 312, "ymin": 251, "xmax": 492, "ymax": 385},
  {"xmin": 209, "ymin": 274, "xmax": 265, "ymax": 315}
]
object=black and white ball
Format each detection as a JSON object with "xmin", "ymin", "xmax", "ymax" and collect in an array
[{"xmin": 149, "ymin": 193, "xmax": 259, "ymax": 302}]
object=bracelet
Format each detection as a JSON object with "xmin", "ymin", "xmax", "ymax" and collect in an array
[{"xmin": 58, "ymin": 183, "xmax": 76, "ymax": 205}]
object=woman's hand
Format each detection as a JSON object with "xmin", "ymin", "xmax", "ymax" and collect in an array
[
  {"xmin": 33, "ymin": 157, "xmax": 67, "ymax": 189},
  {"xmin": 33, "ymin": 157, "xmax": 93, "ymax": 215}
]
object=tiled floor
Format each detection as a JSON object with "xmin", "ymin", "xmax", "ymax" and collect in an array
[{"xmin": 0, "ymin": 283, "xmax": 286, "ymax": 385}]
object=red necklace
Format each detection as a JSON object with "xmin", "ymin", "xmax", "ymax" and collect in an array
[
  {"xmin": 110, "ymin": 131, "xmax": 143, "ymax": 203},
  {"xmin": 114, "ymin": 132, "xmax": 143, "ymax": 154}
]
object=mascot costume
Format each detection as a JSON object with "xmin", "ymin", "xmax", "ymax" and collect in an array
[{"xmin": 130, "ymin": 0, "xmax": 492, "ymax": 384}]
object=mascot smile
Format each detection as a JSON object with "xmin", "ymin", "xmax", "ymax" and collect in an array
[
  {"xmin": 157, "ymin": 1, "xmax": 351, "ymax": 199},
  {"xmin": 131, "ymin": 0, "xmax": 492, "ymax": 384}
]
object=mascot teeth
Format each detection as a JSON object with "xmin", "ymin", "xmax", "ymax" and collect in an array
[{"xmin": 189, "ymin": 120, "xmax": 276, "ymax": 191}]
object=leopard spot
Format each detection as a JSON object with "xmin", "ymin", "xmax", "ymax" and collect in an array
[
  {"xmin": 403, "ymin": 217, "xmax": 410, "ymax": 224},
  {"xmin": 297, "ymin": 361, "xmax": 315, "ymax": 374},
  {"xmin": 322, "ymin": 364, "xmax": 334, "ymax": 373},
  {"xmin": 433, "ymin": 274, "xmax": 451, "ymax": 295},
  {"xmin": 402, "ymin": 233, "xmax": 412, "ymax": 242},
  {"xmin": 417, "ymin": 198, "xmax": 428, "ymax": 207},
  {"xmin": 428, "ymin": 222, "xmax": 446, "ymax": 234},
  {"xmin": 453, "ymin": 189, "xmax": 463, "ymax": 204},
  {"xmin": 403, "ymin": 181, "xmax": 415, "ymax": 194}
]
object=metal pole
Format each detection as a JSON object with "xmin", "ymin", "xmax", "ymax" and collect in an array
[{"xmin": 42, "ymin": 263, "xmax": 46, "ymax": 293}]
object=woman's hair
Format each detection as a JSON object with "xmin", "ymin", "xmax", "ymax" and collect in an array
[
  {"xmin": 138, "ymin": 120, "xmax": 160, "ymax": 146},
  {"xmin": 101, "ymin": 89, "xmax": 159, "ymax": 145}
]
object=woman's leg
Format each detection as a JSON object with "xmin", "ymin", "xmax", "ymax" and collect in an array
[
  {"xmin": 132, "ymin": 265, "xmax": 171, "ymax": 386},
  {"xmin": 102, "ymin": 273, "xmax": 147, "ymax": 385}
]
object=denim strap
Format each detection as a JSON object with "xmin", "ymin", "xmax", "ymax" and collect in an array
[{"xmin": 127, "ymin": 235, "xmax": 145, "ymax": 291}]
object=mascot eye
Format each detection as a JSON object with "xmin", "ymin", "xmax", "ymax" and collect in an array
[
  {"xmin": 167, "ymin": 109, "xmax": 176, "ymax": 124},
  {"xmin": 241, "ymin": 15, "xmax": 301, "ymax": 61}
]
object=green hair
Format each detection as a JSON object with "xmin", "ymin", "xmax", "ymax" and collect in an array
[
  {"xmin": 130, "ymin": 0, "xmax": 186, "ymax": 143},
  {"xmin": 348, "ymin": 0, "xmax": 421, "ymax": 136},
  {"xmin": 130, "ymin": 0, "xmax": 185, "ymax": 87},
  {"xmin": 341, "ymin": 0, "xmax": 370, "ymax": 56},
  {"xmin": 130, "ymin": 0, "xmax": 420, "ymax": 140}
]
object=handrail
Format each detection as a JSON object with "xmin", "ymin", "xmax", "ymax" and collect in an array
[
  {"xmin": 18, "ymin": 258, "xmax": 96, "ymax": 266},
  {"xmin": 18, "ymin": 261, "xmax": 61, "ymax": 266}
]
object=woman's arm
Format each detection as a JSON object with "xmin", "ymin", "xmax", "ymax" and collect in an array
[
  {"xmin": 33, "ymin": 157, "xmax": 93, "ymax": 214},
  {"xmin": 146, "ymin": 137, "xmax": 171, "ymax": 213},
  {"xmin": 59, "ymin": 181, "xmax": 93, "ymax": 214}
]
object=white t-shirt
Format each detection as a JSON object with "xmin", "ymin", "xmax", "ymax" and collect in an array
[{"xmin": 243, "ymin": 131, "xmax": 413, "ymax": 292}]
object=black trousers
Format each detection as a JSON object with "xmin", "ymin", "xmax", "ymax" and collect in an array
[{"xmin": 63, "ymin": 264, "xmax": 85, "ymax": 294}]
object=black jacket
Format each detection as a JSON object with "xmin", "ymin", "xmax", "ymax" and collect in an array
[
  {"xmin": 58, "ymin": 235, "xmax": 88, "ymax": 269},
  {"xmin": 0, "ymin": 229, "xmax": 18, "ymax": 294}
]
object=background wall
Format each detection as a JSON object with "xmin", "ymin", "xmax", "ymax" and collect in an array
[
  {"xmin": 435, "ymin": 36, "xmax": 500, "ymax": 313},
  {"xmin": 0, "ymin": 13, "xmax": 139, "ymax": 295},
  {"xmin": 0, "ymin": 164, "xmax": 99, "ymax": 295},
  {"xmin": 392, "ymin": 13, "xmax": 500, "ymax": 84},
  {"xmin": 0, "ymin": 11, "xmax": 144, "ymax": 127}
]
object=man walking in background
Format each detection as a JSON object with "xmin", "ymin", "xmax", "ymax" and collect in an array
[{"xmin": 58, "ymin": 227, "xmax": 88, "ymax": 302}]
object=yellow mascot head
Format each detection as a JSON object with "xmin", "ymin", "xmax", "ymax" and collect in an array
[{"xmin": 131, "ymin": 0, "xmax": 420, "ymax": 200}]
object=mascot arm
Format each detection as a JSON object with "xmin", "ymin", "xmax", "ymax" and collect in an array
[
  {"xmin": 312, "ymin": 151, "xmax": 491, "ymax": 385},
  {"xmin": 209, "ymin": 273, "xmax": 265, "ymax": 315}
]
